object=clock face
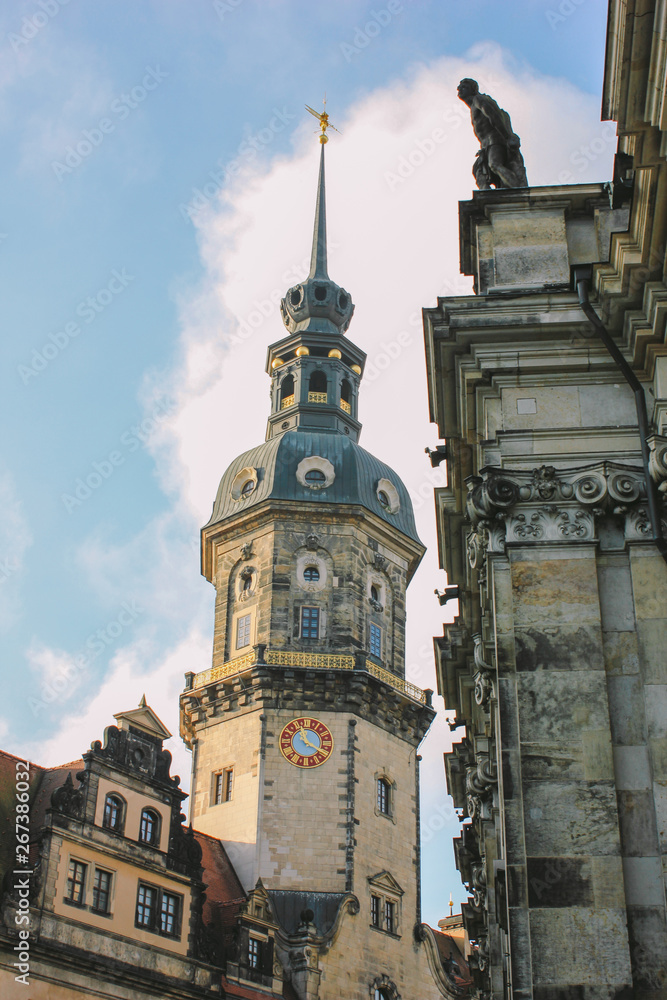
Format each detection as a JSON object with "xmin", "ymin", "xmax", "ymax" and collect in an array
[{"xmin": 279, "ymin": 717, "xmax": 334, "ymax": 768}]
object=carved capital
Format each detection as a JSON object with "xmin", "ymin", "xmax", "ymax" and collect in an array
[{"xmin": 466, "ymin": 462, "xmax": 652, "ymax": 548}]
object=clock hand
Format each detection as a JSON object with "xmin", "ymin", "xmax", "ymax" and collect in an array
[{"xmin": 298, "ymin": 728, "xmax": 317, "ymax": 749}]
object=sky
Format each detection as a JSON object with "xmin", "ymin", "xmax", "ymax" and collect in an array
[{"xmin": 1, "ymin": 0, "xmax": 614, "ymax": 925}]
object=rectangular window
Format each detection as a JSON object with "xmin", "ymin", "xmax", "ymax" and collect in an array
[
  {"xmin": 370, "ymin": 622, "xmax": 382, "ymax": 659},
  {"xmin": 159, "ymin": 891, "xmax": 179, "ymax": 936},
  {"xmin": 214, "ymin": 768, "xmax": 234, "ymax": 804},
  {"xmin": 236, "ymin": 614, "xmax": 251, "ymax": 649},
  {"xmin": 371, "ymin": 895, "xmax": 380, "ymax": 927},
  {"xmin": 377, "ymin": 778, "xmax": 389, "ymax": 815},
  {"xmin": 301, "ymin": 606, "xmax": 320, "ymax": 639},
  {"xmin": 92, "ymin": 868, "xmax": 112, "ymax": 913},
  {"xmin": 66, "ymin": 859, "xmax": 87, "ymax": 904},
  {"xmin": 136, "ymin": 884, "xmax": 156, "ymax": 928},
  {"xmin": 248, "ymin": 937, "xmax": 261, "ymax": 969},
  {"xmin": 384, "ymin": 899, "xmax": 395, "ymax": 934}
]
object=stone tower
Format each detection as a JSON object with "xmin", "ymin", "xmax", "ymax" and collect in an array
[{"xmin": 180, "ymin": 145, "xmax": 454, "ymax": 999}]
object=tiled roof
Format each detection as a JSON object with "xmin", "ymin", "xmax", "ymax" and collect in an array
[
  {"xmin": 432, "ymin": 928, "xmax": 473, "ymax": 989},
  {"xmin": 195, "ymin": 830, "xmax": 246, "ymax": 929}
]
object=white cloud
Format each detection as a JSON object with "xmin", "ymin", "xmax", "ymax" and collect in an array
[{"xmin": 20, "ymin": 627, "xmax": 208, "ymax": 789}]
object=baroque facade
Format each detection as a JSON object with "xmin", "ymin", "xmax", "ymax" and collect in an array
[
  {"xmin": 424, "ymin": 2, "xmax": 667, "ymax": 997},
  {"xmin": 0, "ymin": 142, "xmax": 471, "ymax": 999}
]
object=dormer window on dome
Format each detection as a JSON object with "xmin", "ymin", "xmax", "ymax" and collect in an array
[{"xmin": 296, "ymin": 455, "xmax": 335, "ymax": 490}]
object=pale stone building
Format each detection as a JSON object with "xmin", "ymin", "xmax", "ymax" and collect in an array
[{"xmin": 424, "ymin": 2, "xmax": 667, "ymax": 996}]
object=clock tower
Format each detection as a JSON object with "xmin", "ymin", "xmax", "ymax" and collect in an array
[{"xmin": 180, "ymin": 140, "xmax": 452, "ymax": 999}]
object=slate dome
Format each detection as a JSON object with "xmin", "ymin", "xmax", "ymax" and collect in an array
[{"xmin": 205, "ymin": 430, "xmax": 421, "ymax": 544}]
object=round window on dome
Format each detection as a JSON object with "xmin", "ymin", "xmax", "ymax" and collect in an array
[
  {"xmin": 376, "ymin": 478, "xmax": 400, "ymax": 514},
  {"xmin": 296, "ymin": 455, "xmax": 335, "ymax": 491},
  {"xmin": 231, "ymin": 466, "xmax": 259, "ymax": 502}
]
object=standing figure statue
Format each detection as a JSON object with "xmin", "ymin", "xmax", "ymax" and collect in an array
[{"xmin": 457, "ymin": 78, "xmax": 528, "ymax": 190}]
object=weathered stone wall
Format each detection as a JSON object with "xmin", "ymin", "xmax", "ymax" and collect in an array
[{"xmin": 207, "ymin": 506, "xmax": 414, "ymax": 678}]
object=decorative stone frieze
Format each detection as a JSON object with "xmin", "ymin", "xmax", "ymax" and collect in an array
[{"xmin": 464, "ymin": 462, "xmax": 659, "ymax": 562}]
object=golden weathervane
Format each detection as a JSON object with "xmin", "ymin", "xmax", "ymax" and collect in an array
[{"xmin": 305, "ymin": 97, "xmax": 341, "ymax": 144}]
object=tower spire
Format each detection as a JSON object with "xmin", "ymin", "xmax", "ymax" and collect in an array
[
  {"xmin": 279, "ymin": 106, "xmax": 354, "ymax": 337},
  {"xmin": 309, "ymin": 144, "xmax": 328, "ymax": 280}
]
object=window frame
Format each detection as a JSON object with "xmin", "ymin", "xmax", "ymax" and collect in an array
[
  {"xmin": 139, "ymin": 807, "xmax": 160, "ymax": 847},
  {"xmin": 384, "ymin": 899, "xmax": 395, "ymax": 935},
  {"xmin": 65, "ymin": 859, "xmax": 87, "ymax": 906},
  {"xmin": 370, "ymin": 894, "xmax": 380, "ymax": 928},
  {"xmin": 377, "ymin": 777, "xmax": 390, "ymax": 816},
  {"xmin": 369, "ymin": 622, "xmax": 382, "ymax": 660},
  {"xmin": 135, "ymin": 882, "xmax": 182, "ymax": 939},
  {"xmin": 300, "ymin": 605, "xmax": 320, "ymax": 640},
  {"xmin": 102, "ymin": 793, "xmax": 125, "ymax": 834},
  {"xmin": 303, "ymin": 565, "xmax": 320, "ymax": 582},
  {"xmin": 214, "ymin": 766, "xmax": 234, "ymax": 804},
  {"xmin": 248, "ymin": 936, "xmax": 261, "ymax": 970},
  {"xmin": 159, "ymin": 890, "xmax": 180, "ymax": 937},
  {"xmin": 236, "ymin": 613, "xmax": 252, "ymax": 649},
  {"xmin": 91, "ymin": 867, "xmax": 113, "ymax": 915}
]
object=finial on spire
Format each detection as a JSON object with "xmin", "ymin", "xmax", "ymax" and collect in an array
[
  {"xmin": 448, "ymin": 893, "xmax": 453, "ymax": 916},
  {"xmin": 305, "ymin": 96, "xmax": 341, "ymax": 145}
]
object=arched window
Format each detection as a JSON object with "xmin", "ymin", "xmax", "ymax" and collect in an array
[
  {"xmin": 340, "ymin": 378, "xmax": 352, "ymax": 414},
  {"xmin": 377, "ymin": 490, "xmax": 390, "ymax": 508},
  {"xmin": 308, "ymin": 370, "xmax": 327, "ymax": 403},
  {"xmin": 139, "ymin": 808, "xmax": 160, "ymax": 846},
  {"xmin": 304, "ymin": 566, "xmax": 320, "ymax": 582},
  {"xmin": 280, "ymin": 374, "xmax": 295, "ymax": 409},
  {"xmin": 370, "ymin": 584, "xmax": 379, "ymax": 603},
  {"xmin": 103, "ymin": 794, "xmax": 125, "ymax": 833},
  {"xmin": 240, "ymin": 479, "xmax": 255, "ymax": 498},
  {"xmin": 377, "ymin": 778, "xmax": 390, "ymax": 815}
]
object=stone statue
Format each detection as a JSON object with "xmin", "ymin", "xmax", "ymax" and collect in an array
[{"xmin": 457, "ymin": 78, "xmax": 528, "ymax": 190}]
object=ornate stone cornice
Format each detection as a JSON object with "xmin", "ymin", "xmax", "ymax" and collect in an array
[{"xmin": 464, "ymin": 462, "xmax": 665, "ymax": 559}]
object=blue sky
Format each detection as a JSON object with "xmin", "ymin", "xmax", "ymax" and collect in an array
[{"xmin": 1, "ymin": 0, "xmax": 612, "ymax": 924}]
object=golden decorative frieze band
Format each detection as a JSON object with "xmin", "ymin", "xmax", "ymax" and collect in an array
[{"xmin": 190, "ymin": 649, "xmax": 426, "ymax": 703}]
